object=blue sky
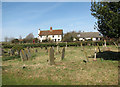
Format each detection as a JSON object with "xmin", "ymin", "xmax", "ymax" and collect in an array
[{"xmin": 2, "ymin": 2, "xmax": 97, "ymax": 41}]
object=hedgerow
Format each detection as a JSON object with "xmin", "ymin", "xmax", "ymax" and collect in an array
[{"xmin": 2, "ymin": 40, "xmax": 118, "ymax": 49}]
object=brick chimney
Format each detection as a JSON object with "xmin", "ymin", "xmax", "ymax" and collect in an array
[{"xmin": 50, "ymin": 27, "xmax": 52, "ymax": 31}]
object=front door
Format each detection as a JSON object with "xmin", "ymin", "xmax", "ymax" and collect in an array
[{"xmin": 55, "ymin": 39, "xmax": 56, "ymax": 42}]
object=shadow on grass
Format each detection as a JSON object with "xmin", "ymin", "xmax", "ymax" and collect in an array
[
  {"xmin": 2, "ymin": 53, "xmax": 37, "ymax": 61},
  {"xmin": 2, "ymin": 55, "xmax": 20, "ymax": 61},
  {"xmin": 96, "ymin": 51, "xmax": 120, "ymax": 61}
]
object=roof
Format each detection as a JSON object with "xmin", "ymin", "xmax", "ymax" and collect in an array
[
  {"xmin": 39, "ymin": 29, "xmax": 63, "ymax": 36},
  {"xmin": 18, "ymin": 39, "xmax": 23, "ymax": 41},
  {"xmin": 77, "ymin": 32, "xmax": 101, "ymax": 38}
]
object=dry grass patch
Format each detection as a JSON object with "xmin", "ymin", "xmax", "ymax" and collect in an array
[{"xmin": 2, "ymin": 45, "xmax": 118, "ymax": 85}]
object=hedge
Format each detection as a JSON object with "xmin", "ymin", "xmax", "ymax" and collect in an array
[{"xmin": 2, "ymin": 40, "xmax": 118, "ymax": 49}]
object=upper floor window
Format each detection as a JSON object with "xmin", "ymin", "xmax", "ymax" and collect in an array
[
  {"xmin": 53, "ymin": 35, "xmax": 54, "ymax": 38},
  {"xmin": 58, "ymin": 35, "xmax": 60, "ymax": 37}
]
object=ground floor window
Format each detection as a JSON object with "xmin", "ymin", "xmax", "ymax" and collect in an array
[{"xmin": 96, "ymin": 38, "xmax": 98, "ymax": 40}]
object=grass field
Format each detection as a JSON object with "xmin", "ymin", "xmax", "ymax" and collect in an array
[{"xmin": 2, "ymin": 45, "xmax": 119, "ymax": 85}]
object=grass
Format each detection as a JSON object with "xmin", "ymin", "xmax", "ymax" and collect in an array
[{"xmin": 2, "ymin": 45, "xmax": 119, "ymax": 85}]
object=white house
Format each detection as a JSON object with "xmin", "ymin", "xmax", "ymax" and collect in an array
[
  {"xmin": 38, "ymin": 27, "xmax": 63, "ymax": 42},
  {"xmin": 73, "ymin": 32, "xmax": 101, "ymax": 41}
]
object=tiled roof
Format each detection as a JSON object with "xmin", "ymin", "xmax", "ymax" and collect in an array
[
  {"xmin": 78, "ymin": 32, "xmax": 101, "ymax": 38},
  {"xmin": 39, "ymin": 29, "xmax": 63, "ymax": 36},
  {"xmin": 18, "ymin": 39, "xmax": 23, "ymax": 41}
]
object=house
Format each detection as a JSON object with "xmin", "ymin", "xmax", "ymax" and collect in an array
[
  {"xmin": 73, "ymin": 32, "xmax": 101, "ymax": 41},
  {"xmin": 38, "ymin": 27, "xmax": 63, "ymax": 42}
]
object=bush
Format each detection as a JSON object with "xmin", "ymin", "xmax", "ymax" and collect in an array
[
  {"xmin": 11, "ymin": 39, "xmax": 19, "ymax": 43},
  {"xmin": 12, "ymin": 45, "xmax": 24, "ymax": 51},
  {"xmin": 3, "ymin": 44, "xmax": 14, "ymax": 48}
]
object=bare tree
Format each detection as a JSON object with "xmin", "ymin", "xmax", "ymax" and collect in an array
[
  {"xmin": 25, "ymin": 33, "xmax": 34, "ymax": 40},
  {"xmin": 9, "ymin": 37, "xmax": 15, "ymax": 42},
  {"xmin": 4, "ymin": 37, "xmax": 8, "ymax": 42},
  {"xmin": 23, "ymin": 33, "xmax": 34, "ymax": 43},
  {"xmin": 19, "ymin": 35, "xmax": 22, "ymax": 40}
]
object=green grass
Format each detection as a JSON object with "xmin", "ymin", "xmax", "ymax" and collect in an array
[{"xmin": 2, "ymin": 45, "xmax": 119, "ymax": 85}]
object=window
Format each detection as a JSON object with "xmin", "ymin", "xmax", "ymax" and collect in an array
[
  {"xmin": 53, "ymin": 35, "xmax": 54, "ymax": 38},
  {"xmin": 96, "ymin": 38, "xmax": 98, "ymax": 40},
  {"xmin": 40, "ymin": 36, "xmax": 42, "ymax": 38},
  {"xmin": 58, "ymin": 35, "xmax": 60, "ymax": 37},
  {"xmin": 58, "ymin": 39, "xmax": 60, "ymax": 41}
]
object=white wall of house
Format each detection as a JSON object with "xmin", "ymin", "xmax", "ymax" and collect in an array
[
  {"xmin": 76, "ymin": 37, "xmax": 100, "ymax": 41},
  {"xmin": 50, "ymin": 35, "xmax": 62, "ymax": 42},
  {"xmin": 92, "ymin": 38, "xmax": 96, "ymax": 41},
  {"xmin": 38, "ymin": 35, "xmax": 62, "ymax": 42},
  {"xmin": 85, "ymin": 38, "xmax": 91, "ymax": 40},
  {"xmin": 73, "ymin": 38, "xmax": 76, "ymax": 41},
  {"xmin": 38, "ymin": 36, "xmax": 46, "ymax": 42},
  {"xmin": 79, "ymin": 38, "xmax": 85, "ymax": 41}
]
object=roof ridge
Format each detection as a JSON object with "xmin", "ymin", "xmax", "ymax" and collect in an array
[{"xmin": 40, "ymin": 29, "xmax": 63, "ymax": 31}]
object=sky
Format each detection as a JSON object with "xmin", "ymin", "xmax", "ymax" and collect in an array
[{"xmin": 2, "ymin": 2, "xmax": 97, "ymax": 41}]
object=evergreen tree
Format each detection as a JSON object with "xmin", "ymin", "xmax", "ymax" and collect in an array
[{"xmin": 91, "ymin": 1, "xmax": 120, "ymax": 38}]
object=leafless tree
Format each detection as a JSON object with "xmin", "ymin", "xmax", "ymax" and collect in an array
[
  {"xmin": 25, "ymin": 33, "xmax": 34, "ymax": 40},
  {"xmin": 9, "ymin": 37, "xmax": 15, "ymax": 42},
  {"xmin": 19, "ymin": 35, "xmax": 22, "ymax": 39},
  {"xmin": 4, "ymin": 37, "xmax": 8, "ymax": 42}
]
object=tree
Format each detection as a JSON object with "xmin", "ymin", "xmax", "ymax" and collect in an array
[
  {"xmin": 34, "ymin": 38, "xmax": 39, "ymax": 43},
  {"xmin": 62, "ymin": 31, "xmax": 78, "ymax": 42},
  {"xmin": 9, "ymin": 37, "xmax": 15, "ymax": 42},
  {"xmin": 23, "ymin": 33, "xmax": 34, "ymax": 43},
  {"xmin": 19, "ymin": 35, "xmax": 22, "ymax": 40},
  {"xmin": 4, "ymin": 37, "xmax": 8, "ymax": 42},
  {"xmin": 11, "ymin": 39, "xmax": 19, "ymax": 43},
  {"xmin": 91, "ymin": 1, "xmax": 119, "ymax": 38},
  {"xmin": 25, "ymin": 33, "xmax": 34, "ymax": 40}
]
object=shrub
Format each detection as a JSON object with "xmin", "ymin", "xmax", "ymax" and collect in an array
[
  {"xmin": 3, "ymin": 45, "xmax": 14, "ymax": 48},
  {"xmin": 11, "ymin": 39, "xmax": 19, "ymax": 43},
  {"xmin": 2, "ymin": 40, "xmax": 118, "ymax": 49},
  {"xmin": 12, "ymin": 45, "xmax": 24, "ymax": 51}
]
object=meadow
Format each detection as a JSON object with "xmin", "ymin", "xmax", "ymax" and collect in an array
[{"xmin": 2, "ymin": 45, "xmax": 119, "ymax": 85}]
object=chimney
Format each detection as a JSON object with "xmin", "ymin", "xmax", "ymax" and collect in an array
[
  {"xmin": 38, "ymin": 28, "xmax": 40, "ymax": 35},
  {"xmin": 50, "ymin": 27, "xmax": 52, "ymax": 31}
]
